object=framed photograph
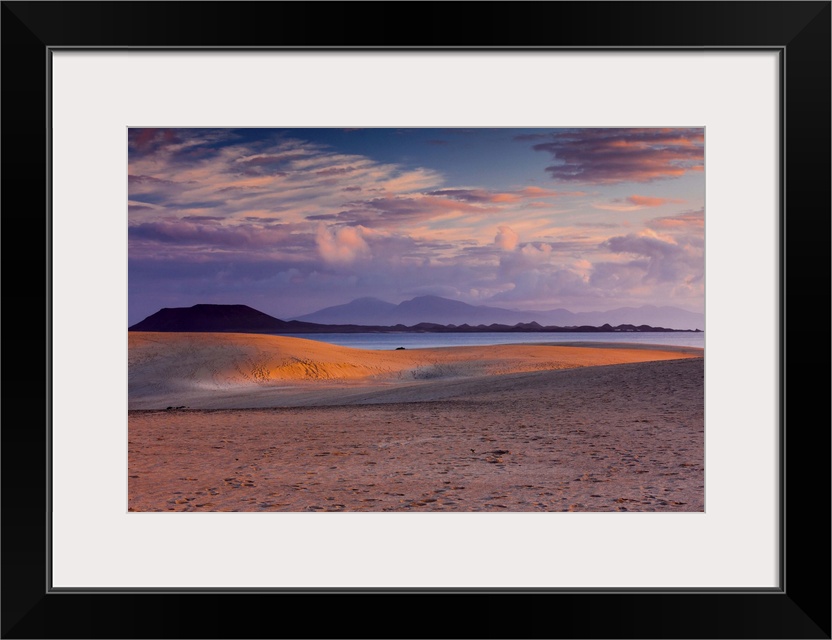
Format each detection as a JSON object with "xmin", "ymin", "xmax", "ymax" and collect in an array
[
  {"xmin": 3, "ymin": 2, "xmax": 829, "ymax": 638},
  {"xmin": 125, "ymin": 124, "xmax": 707, "ymax": 517}
]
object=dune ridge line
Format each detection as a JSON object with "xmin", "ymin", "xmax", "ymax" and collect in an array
[{"xmin": 129, "ymin": 332, "xmax": 702, "ymax": 410}]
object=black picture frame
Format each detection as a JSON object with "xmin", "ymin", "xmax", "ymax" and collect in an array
[{"xmin": 2, "ymin": 2, "xmax": 829, "ymax": 638}]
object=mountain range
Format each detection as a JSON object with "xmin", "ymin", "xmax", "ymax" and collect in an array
[
  {"xmin": 130, "ymin": 301, "xmax": 703, "ymax": 334},
  {"xmin": 292, "ymin": 295, "xmax": 704, "ymax": 331}
]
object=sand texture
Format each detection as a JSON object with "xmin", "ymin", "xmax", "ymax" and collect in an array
[
  {"xmin": 128, "ymin": 333, "xmax": 704, "ymax": 512},
  {"xmin": 128, "ymin": 332, "xmax": 702, "ymax": 409}
]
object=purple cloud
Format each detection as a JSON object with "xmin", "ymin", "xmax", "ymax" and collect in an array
[
  {"xmin": 490, "ymin": 268, "xmax": 590, "ymax": 304},
  {"xmin": 602, "ymin": 231, "xmax": 703, "ymax": 285},
  {"xmin": 181, "ymin": 215, "xmax": 225, "ymax": 222},
  {"xmin": 334, "ymin": 195, "xmax": 488, "ymax": 227},
  {"xmin": 589, "ymin": 260, "xmax": 651, "ymax": 291},
  {"xmin": 129, "ymin": 220, "xmax": 292, "ymax": 249},
  {"xmin": 648, "ymin": 208, "xmax": 705, "ymax": 230},
  {"xmin": 530, "ymin": 128, "xmax": 704, "ymax": 184},
  {"xmin": 315, "ymin": 165, "xmax": 358, "ymax": 177}
]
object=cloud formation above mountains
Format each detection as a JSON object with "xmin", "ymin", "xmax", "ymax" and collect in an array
[{"xmin": 128, "ymin": 128, "xmax": 704, "ymax": 324}]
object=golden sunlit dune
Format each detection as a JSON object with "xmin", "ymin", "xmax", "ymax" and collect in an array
[{"xmin": 128, "ymin": 331, "xmax": 702, "ymax": 409}]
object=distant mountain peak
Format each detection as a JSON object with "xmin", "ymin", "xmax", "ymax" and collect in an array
[
  {"xmin": 141, "ymin": 297, "xmax": 705, "ymax": 333},
  {"xmin": 289, "ymin": 297, "xmax": 397, "ymax": 324},
  {"xmin": 295, "ymin": 295, "xmax": 704, "ymax": 331},
  {"xmin": 352, "ymin": 296, "xmax": 386, "ymax": 303},
  {"xmin": 404, "ymin": 295, "xmax": 447, "ymax": 303}
]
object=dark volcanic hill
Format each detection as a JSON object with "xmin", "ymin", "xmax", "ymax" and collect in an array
[{"xmin": 128, "ymin": 304, "xmax": 309, "ymax": 333}]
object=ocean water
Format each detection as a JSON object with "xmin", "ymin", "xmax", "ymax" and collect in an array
[{"xmin": 279, "ymin": 331, "xmax": 705, "ymax": 351}]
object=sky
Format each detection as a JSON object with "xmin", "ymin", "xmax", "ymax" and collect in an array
[{"xmin": 128, "ymin": 127, "xmax": 704, "ymax": 325}]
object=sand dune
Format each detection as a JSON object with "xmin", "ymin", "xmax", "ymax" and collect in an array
[
  {"xmin": 129, "ymin": 357, "xmax": 705, "ymax": 512},
  {"xmin": 128, "ymin": 333, "xmax": 704, "ymax": 512},
  {"xmin": 128, "ymin": 332, "xmax": 703, "ymax": 410}
]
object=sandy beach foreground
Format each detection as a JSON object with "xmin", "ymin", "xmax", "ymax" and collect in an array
[{"xmin": 128, "ymin": 332, "xmax": 703, "ymax": 512}]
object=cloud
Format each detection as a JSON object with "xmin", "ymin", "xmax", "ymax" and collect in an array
[
  {"xmin": 498, "ymin": 243, "xmax": 556, "ymax": 278},
  {"xmin": 588, "ymin": 260, "xmax": 651, "ymax": 293},
  {"xmin": 128, "ymin": 174, "xmax": 180, "ymax": 187},
  {"xmin": 592, "ymin": 202, "xmax": 643, "ymax": 212},
  {"xmin": 648, "ymin": 208, "xmax": 704, "ymax": 229},
  {"xmin": 181, "ymin": 215, "xmax": 225, "ymax": 222},
  {"xmin": 315, "ymin": 165, "xmax": 358, "ymax": 177},
  {"xmin": 520, "ymin": 242, "xmax": 553, "ymax": 260},
  {"xmin": 128, "ymin": 128, "xmax": 703, "ymax": 321},
  {"xmin": 128, "ymin": 199, "xmax": 164, "ymax": 212},
  {"xmin": 426, "ymin": 186, "xmax": 576, "ymax": 204},
  {"xmin": 129, "ymin": 219, "xmax": 292, "ymax": 249},
  {"xmin": 518, "ymin": 186, "xmax": 585, "ymax": 198},
  {"xmin": 426, "ymin": 189, "xmax": 507, "ymax": 203},
  {"xmin": 234, "ymin": 152, "xmax": 309, "ymax": 176},
  {"xmin": 334, "ymin": 195, "xmax": 488, "ymax": 228},
  {"xmin": 495, "ymin": 226, "xmax": 519, "ymax": 250},
  {"xmin": 574, "ymin": 222, "xmax": 620, "ymax": 229},
  {"xmin": 378, "ymin": 168, "xmax": 442, "ymax": 193},
  {"xmin": 316, "ymin": 224, "xmax": 371, "ymax": 264},
  {"xmin": 129, "ymin": 131, "xmax": 445, "ymax": 229},
  {"xmin": 489, "ymin": 268, "xmax": 590, "ymax": 304},
  {"xmin": 593, "ymin": 195, "xmax": 684, "ymax": 212},
  {"xmin": 627, "ymin": 195, "xmax": 682, "ymax": 208},
  {"xmin": 601, "ymin": 229, "xmax": 702, "ymax": 285},
  {"xmin": 129, "ymin": 128, "xmax": 236, "ymax": 162},
  {"xmin": 604, "ymin": 230, "xmax": 679, "ymax": 258},
  {"xmin": 529, "ymin": 128, "xmax": 704, "ymax": 184},
  {"xmin": 129, "ymin": 129, "xmax": 182, "ymax": 154}
]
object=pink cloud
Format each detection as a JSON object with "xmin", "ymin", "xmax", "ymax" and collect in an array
[
  {"xmin": 593, "ymin": 194, "xmax": 685, "ymax": 211},
  {"xmin": 517, "ymin": 186, "xmax": 585, "ymax": 198},
  {"xmin": 316, "ymin": 224, "xmax": 371, "ymax": 264},
  {"xmin": 648, "ymin": 209, "xmax": 705, "ymax": 229},
  {"xmin": 495, "ymin": 225, "xmax": 519, "ymax": 250},
  {"xmin": 627, "ymin": 195, "xmax": 683, "ymax": 207},
  {"xmin": 490, "ymin": 192, "xmax": 521, "ymax": 203},
  {"xmin": 530, "ymin": 128, "xmax": 704, "ymax": 184}
]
